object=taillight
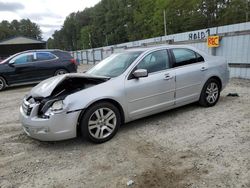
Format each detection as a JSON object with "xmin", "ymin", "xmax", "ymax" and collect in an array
[{"xmin": 70, "ymin": 59, "xmax": 77, "ymax": 65}]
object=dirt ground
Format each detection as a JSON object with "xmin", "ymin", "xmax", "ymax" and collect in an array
[{"xmin": 0, "ymin": 65, "xmax": 250, "ymax": 188}]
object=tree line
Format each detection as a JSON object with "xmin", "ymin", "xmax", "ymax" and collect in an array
[
  {"xmin": 46, "ymin": 0, "xmax": 249, "ymax": 51},
  {"xmin": 0, "ymin": 19, "xmax": 42, "ymax": 41}
]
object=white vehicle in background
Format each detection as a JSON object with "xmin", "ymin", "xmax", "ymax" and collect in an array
[{"xmin": 20, "ymin": 45, "xmax": 230, "ymax": 143}]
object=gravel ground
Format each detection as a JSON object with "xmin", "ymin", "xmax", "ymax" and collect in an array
[{"xmin": 0, "ymin": 65, "xmax": 249, "ymax": 188}]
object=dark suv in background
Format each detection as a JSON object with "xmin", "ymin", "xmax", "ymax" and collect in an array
[{"xmin": 0, "ymin": 49, "xmax": 78, "ymax": 91}]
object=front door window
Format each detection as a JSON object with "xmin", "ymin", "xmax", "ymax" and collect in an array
[
  {"xmin": 137, "ymin": 50, "xmax": 169, "ymax": 73},
  {"xmin": 12, "ymin": 53, "xmax": 34, "ymax": 64}
]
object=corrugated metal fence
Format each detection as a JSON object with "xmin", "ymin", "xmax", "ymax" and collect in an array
[{"xmin": 71, "ymin": 22, "xmax": 250, "ymax": 79}]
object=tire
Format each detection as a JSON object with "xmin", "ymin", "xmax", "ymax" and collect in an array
[
  {"xmin": 54, "ymin": 69, "xmax": 68, "ymax": 76},
  {"xmin": 199, "ymin": 78, "xmax": 220, "ymax": 107},
  {"xmin": 0, "ymin": 76, "xmax": 6, "ymax": 91},
  {"xmin": 80, "ymin": 102, "xmax": 121, "ymax": 143}
]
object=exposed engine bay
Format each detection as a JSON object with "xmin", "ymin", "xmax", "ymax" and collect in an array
[{"xmin": 23, "ymin": 75, "xmax": 109, "ymax": 116}]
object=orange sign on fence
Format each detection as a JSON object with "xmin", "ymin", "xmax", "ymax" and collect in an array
[{"xmin": 207, "ymin": 36, "xmax": 220, "ymax": 47}]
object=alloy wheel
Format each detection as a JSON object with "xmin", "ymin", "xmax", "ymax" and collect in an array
[
  {"xmin": 205, "ymin": 82, "xmax": 219, "ymax": 104},
  {"xmin": 88, "ymin": 108, "xmax": 117, "ymax": 139},
  {"xmin": 0, "ymin": 79, "xmax": 4, "ymax": 90},
  {"xmin": 0, "ymin": 77, "xmax": 6, "ymax": 91},
  {"xmin": 56, "ymin": 70, "xmax": 66, "ymax": 75}
]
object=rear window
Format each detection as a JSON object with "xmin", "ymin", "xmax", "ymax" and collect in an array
[
  {"xmin": 35, "ymin": 52, "xmax": 56, "ymax": 61},
  {"xmin": 53, "ymin": 51, "xmax": 73, "ymax": 59},
  {"xmin": 172, "ymin": 48, "xmax": 204, "ymax": 67}
]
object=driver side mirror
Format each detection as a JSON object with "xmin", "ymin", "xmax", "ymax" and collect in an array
[
  {"xmin": 9, "ymin": 59, "xmax": 15, "ymax": 66},
  {"xmin": 133, "ymin": 69, "xmax": 148, "ymax": 78}
]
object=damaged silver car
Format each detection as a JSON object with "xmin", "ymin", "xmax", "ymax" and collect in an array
[{"xmin": 20, "ymin": 45, "xmax": 230, "ymax": 143}]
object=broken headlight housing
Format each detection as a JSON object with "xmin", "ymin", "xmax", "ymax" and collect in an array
[
  {"xmin": 39, "ymin": 99, "xmax": 66, "ymax": 118},
  {"xmin": 51, "ymin": 100, "xmax": 64, "ymax": 111}
]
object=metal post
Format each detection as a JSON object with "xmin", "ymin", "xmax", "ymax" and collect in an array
[
  {"xmin": 163, "ymin": 10, "xmax": 167, "ymax": 36},
  {"xmin": 100, "ymin": 49, "xmax": 103, "ymax": 60},
  {"xmin": 246, "ymin": 0, "xmax": 249, "ymax": 22},
  {"xmin": 86, "ymin": 51, "xmax": 89, "ymax": 64},
  {"xmin": 212, "ymin": 27, "xmax": 219, "ymax": 56},
  {"xmin": 89, "ymin": 33, "xmax": 92, "ymax": 49},
  {"xmin": 106, "ymin": 35, "xmax": 108, "ymax": 46},
  {"xmin": 81, "ymin": 51, "xmax": 84, "ymax": 64},
  {"xmin": 211, "ymin": 48, "xmax": 216, "ymax": 56},
  {"xmin": 92, "ymin": 50, "xmax": 95, "ymax": 64}
]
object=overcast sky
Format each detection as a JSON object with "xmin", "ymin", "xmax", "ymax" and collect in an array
[{"xmin": 0, "ymin": 0, "xmax": 101, "ymax": 40}]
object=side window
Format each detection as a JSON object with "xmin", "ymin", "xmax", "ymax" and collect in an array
[
  {"xmin": 196, "ymin": 52, "xmax": 204, "ymax": 62},
  {"xmin": 172, "ymin": 49, "xmax": 203, "ymax": 67},
  {"xmin": 137, "ymin": 50, "xmax": 169, "ymax": 73},
  {"xmin": 35, "ymin": 52, "xmax": 56, "ymax": 61},
  {"xmin": 12, "ymin": 53, "xmax": 34, "ymax": 64}
]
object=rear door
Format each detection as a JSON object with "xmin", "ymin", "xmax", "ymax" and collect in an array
[
  {"xmin": 33, "ymin": 52, "xmax": 58, "ymax": 79},
  {"xmin": 125, "ymin": 49, "xmax": 175, "ymax": 119},
  {"xmin": 170, "ymin": 48, "xmax": 207, "ymax": 104}
]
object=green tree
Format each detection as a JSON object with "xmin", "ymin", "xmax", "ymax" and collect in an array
[
  {"xmin": 218, "ymin": 0, "xmax": 249, "ymax": 25},
  {"xmin": 80, "ymin": 26, "xmax": 92, "ymax": 49},
  {"xmin": 0, "ymin": 19, "xmax": 42, "ymax": 41},
  {"xmin": 48, "ymin": 0, "xmax": 249, "ymax": 50},
  {"xmin": 19, "ymin": 19, "xmax": 42, "ymax": 40}
]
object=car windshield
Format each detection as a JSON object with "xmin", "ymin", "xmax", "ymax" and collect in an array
[{"xmin": 87, "ymin": 51, "xmax": 142, "ymax": 77}]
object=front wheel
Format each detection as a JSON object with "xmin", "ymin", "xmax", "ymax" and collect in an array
[
  {"xmin": 199, "ymin": 78, "xmax": 220, "ymax": 107},
  {"xmin": 80, "ymin": 102, "xmax": 121, "ymax": 143},
  {"xmin": 0, "ymin": 76, "xmax": 7, "ymax": 91}
]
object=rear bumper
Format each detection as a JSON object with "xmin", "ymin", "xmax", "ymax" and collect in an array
[{"xmin": 67, "ymin": 63, "xmax": 78, "ymax": 73}]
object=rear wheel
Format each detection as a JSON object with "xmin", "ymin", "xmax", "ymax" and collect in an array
[
  {"xmin": 80, "ymin": 102, "xmax": 121, "ymax": 143},
  {"xmin": 0, "ymin": 76, "xmax": 6, "ymax": 91},
  {"xmin": 199, "ymin": 78, "xmax": 220, "ymax": 107},
  {"xmin": 54, "ymin": 69, "xmax": 68, "ymax": 76}
]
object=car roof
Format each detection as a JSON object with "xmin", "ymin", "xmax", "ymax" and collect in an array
[
  {"xmin": 125, "ymin": 44, "xmax": 209, "ymax": 57},
  {"xmin": 20, "ymin": 49, "xmax": 66, "ymax": 53},
  {"xmin": 9, "ymin": 49, "xmax": 69, "ymax": 57},
  {"xmin": 125, "ymin": 44, "xmax": 198, "ymax": 51}
]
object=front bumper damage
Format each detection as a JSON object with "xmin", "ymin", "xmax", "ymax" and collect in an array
[
  {"xmin": 20, "ymin": 98, "xmax": 80, "ymax": 141},
  {"xmin": 19, "ymin": 73, "xmax": 109, "ymax": 141}
]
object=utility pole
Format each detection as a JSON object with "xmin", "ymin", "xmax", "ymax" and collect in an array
[
  {"xmin": 246, "ymin": 0, "xmax": 249, "ymax": 22},
  {"xmin": 163, "ymin": 10, "xmax": 167, "ymax": 36},
  {"xmin": 88, "ymin": 33, "xmax": 92, "ymax": 49},
  {"xmin": 102, "ymin": 31, "xmax": 108, "ymax": 46},
  {"xmin": 105, "ymin": 35, "xmax": 108, "ymax": 46}
]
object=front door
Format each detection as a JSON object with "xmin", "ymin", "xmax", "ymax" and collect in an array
[
  {"xmin": 125, "ymin": 49, "xmax": 175, "ymax": 119},
  {"xmin": 8, "ymin": 52, "xmax": 37, "ymax": 83}
]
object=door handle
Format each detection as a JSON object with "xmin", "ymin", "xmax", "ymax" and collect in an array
[
  {"xmin": 164, "ymin": 73, "xmax": 173, "ymax": 80},
  {"xmin": 201, "ymin": 67, "xmax": 208, "ymax": 71}
]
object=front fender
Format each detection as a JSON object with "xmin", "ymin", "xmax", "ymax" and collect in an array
[{"xmin": 63, "ymin": 77, "xmax": 129, "ymax": 121}]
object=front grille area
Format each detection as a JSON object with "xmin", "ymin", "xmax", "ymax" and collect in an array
[{"xmin": 22, "ymin": 100, "xmax": 33, "ymax": 116}]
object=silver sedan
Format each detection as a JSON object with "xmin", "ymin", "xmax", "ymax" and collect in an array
[{"xmin": 20, "ymin": 45, "xmax": 230, "ymax": 143}]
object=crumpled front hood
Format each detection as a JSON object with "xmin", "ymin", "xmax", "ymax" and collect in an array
[{"xmin": 30, "ymin": 73, "xmax": 109, "ymax": 98}]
